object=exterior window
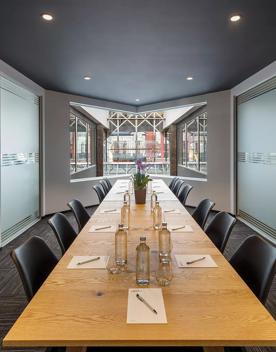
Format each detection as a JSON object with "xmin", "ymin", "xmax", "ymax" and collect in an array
[
  {"xmin": 104, "ymin": 111, "xmax": 170, "ymax": 175},
  {"xmin": 70, "ymin": 110, "xmax": 96, "ymax": 175},
  {"xmin": 181, "ymin": 112, "xmax": 207, "ymax": 174}
]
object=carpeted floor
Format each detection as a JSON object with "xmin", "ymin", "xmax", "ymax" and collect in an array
[{"xmin": 0, "ymin": 206, "xmax": 275, "ymax": 352}]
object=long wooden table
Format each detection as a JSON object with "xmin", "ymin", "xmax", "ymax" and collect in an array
[{"xmin": 3, "ymin": 179, "xmax": 276, "ymax": 351}]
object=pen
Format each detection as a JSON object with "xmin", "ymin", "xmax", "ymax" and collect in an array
[
  {"xmin": 164, "ymin": 209, "xmax": 175, "ymax": 213},
  {"xmin": 186, "ymin": 256, "xmax": 206, "ymax": 265},
  {"xmin": 77, "ymin": 256, "xmax": 101, "ymax": 265},
  {"xmin": 95, "ymin": 225, "xmax": 112, "ymax": 230},
  {"xmin": 171, "ymin": 225, "xmax": 186, "ymax": 231},
  {"xmin": 136, "ymin": 293, "xmax": 158, "ymax": 314},
  {"xmin": 104, "ymin": 209, "xmax": 117, "ymax": 213}
]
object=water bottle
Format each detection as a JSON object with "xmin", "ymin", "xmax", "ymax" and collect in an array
[
  {"xmin": 147, "ymin": 179, "xmax": 152, "ymax": 194},
  {"xmin": 121, "ymin": 201, "xmax": 130, "ymax": 229},
  {"xmin": 128, "ymin": 178, "xmax": 134, "ymax": 194},
  {"xmin": 136, "ymin": 236, "xmax": 150, "ymax": 285},
  {"xmin": 124, "ymin": 190, "xmax": 130, "ymax": 206},
  {"xmin": 153, "ymin": 201, "xmax": 162, "ymax": 230},
  {"xmin": 159, "ymin": 222, "xmax": 172, "ymax": 263},
  {"xmin": 151, "ymin": 191, "xmax": 157, "ymax": 212},
  {"xmin": 115, "ymin": 224, "xmax": 127, "ymax": 267}
]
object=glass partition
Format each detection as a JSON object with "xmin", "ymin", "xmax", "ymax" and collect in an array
[{"xmin": 0, "ymin": 76, "xmax": 40, "ymax": 247}]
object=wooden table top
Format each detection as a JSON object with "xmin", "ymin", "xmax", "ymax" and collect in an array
[{"xmin": 3, "ymin": 180, "xmax": 276, "ymax": 348}]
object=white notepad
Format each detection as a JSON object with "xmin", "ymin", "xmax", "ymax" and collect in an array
[
  {"xmin": 89, "ymin": 225, "xmax": 116, "ymax": 233},
  {"xmin": 67, "ymin": 256, "xmax": 109, "ymax": 269},
  {"xmin": 168, "ymin": 224, "xmax": 193, "ymax": 232},
  {"xmin": 175, "ymin": 254, "xmax": 217, "ymax": 268},
  {"xmin": 127, "ymin": 288, "xmax": 167, "ymax": 324},
  {"xmin": 100, "ymin": 209, "xmax": 120, "ymax": 214}
]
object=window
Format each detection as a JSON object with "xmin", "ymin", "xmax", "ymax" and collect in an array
[
  {"xmin": 181, "ymin": 112, "xmax": 207, "ymax": 174},
  {"xmin": 70, "ymin": 109, "xmax": 96, "ymax": 174},
  {"xmin": 104, "ymin": 111, "xmax": 170, "ymax": 175}
]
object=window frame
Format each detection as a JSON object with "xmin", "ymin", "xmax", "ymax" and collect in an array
[
  {"xmin": 181, "ymin": 112, "xmax": 207, "ymax": 174},
  {"xmin": 70, "ymin": 109, "xmax": 96, "ymax": 175}
]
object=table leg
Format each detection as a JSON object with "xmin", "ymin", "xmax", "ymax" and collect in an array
[
  {"xmin": 66, "ymin": 347, "xmax": 87, "ymax": 352},
  {"xmin": 204, "ymin": 348, "xmax": 224, "ymax": 352}
]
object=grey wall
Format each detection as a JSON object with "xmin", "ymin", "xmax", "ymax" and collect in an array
[
  {"xmin": 176, "ymin": 90, "xmax": 232, "ymax": 212},
  {"xmin": 43, "ymin": 90, "xmax": 134, "ymax": 215}
]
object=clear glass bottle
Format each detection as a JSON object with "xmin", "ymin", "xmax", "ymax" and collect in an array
[
  {"xmin": 153, "ymin": 201, "xmax": 162, "ymax": 230},
  {"xmin": 128, "ymin": 178, "xmax": 134, "ymax": 194},
  {"xmin": 124, "ymin": 190, "xmax": 131, "ymax": 206},
  {"xmin": 151, "ymin": 191, "xmax": 157, "ymax": 212},
  {"xmin": 121, "ymin": 201, "xmax": 130, "ymax": 229},
  {"xmin": 156, "ymin": 261, "xmax": 173, "ymax": 286},
  {"xmin": 136, "ymin": 236, "xmax": 150, "ymax": 285},
  {"xmin": 159, "ymin": 222, "xmax": 172, "ymax": 263},
  {"xmin": 147, "ymin": 179, "xmax": 152, "ymax": 194},
  {"xmin": 115, "ymin": 224, "xmax": 127, "ymax": 267}
]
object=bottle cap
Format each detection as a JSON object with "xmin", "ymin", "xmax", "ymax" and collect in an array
[
  {"xmin": 118, "ymin": 224, "xmax": 124, "ymax": 229},
  {"xmin": 140, "ymin": 236, "xmax": 146, "ymax": 241},
  {"xmin": 162, "ymin": 222, "xmax": 167, "ymax": 227}
]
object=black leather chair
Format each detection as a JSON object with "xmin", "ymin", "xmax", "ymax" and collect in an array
[
  {"xmin": 230, "ymin": 235, "xmax": 276, "ymax": 304},
  {"xmin": 99, "ymin": 180, "xmax": 109, "ymax": 196},
  {"xmin": 11, "ymin": 236, "xmax": 58, "ymax": 301},
  {"xmin": 192, "ymin": 199, "xmax": 215, "ymax": 229},
  {"xmin": 93, "ymin": 184, "xmax": 105, "ymax": 203},
  {"xmin": 48, "ymin": 213, "xmax": 78, "ymax": 254},
  {"xmin": 67, "ymin": 199, "xmax": 90, "ymax": 232},
  {"xmin": 168, "ymin": 177, "xmax": 179, "ymax": 190},
  {"xmin": 178, "ymin": 184, "xmax": 193, "ymax": 206},
  {"xmin": 103, "ymin": 178, "xmax": 112, "ymax": 191},
  {"xmin": 205, "ymin": 212, "xmax": 236, "ymax": 253},
  {"xmin": 172, "ymin": 179, "xmax": 184, "ymax": 195}
]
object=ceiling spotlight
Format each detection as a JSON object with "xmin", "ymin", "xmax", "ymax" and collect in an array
[
  {"xmin": 135, "ymin": 98, "xmax": 140, "ymax": 102},
  {"xmin": 41, "ymin": 13, "xmax": 54, "ymax": 21},
  {"xmin": 186, "ymin": 76, "xmax": 193, "ymax": 81},
  {"xmin": 230, "ymin": 15, "xmax": 241, "ymax": 22},
  {"xmin": 84, "ymin": 76, "xmax": 91, "ymax": 80}
]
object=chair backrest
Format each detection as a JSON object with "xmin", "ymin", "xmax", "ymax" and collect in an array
[
  {"xmin": 230, "ymin": 235, "xmax": 276, "ymax": 304},
  {"xmin": 67, "ymin": 199, "xmax": 90, "ymax": 231},
  {"xmin": 93, "ymin": 184, "xmax": 105, "ymax": 203},
  {"xmin": 205, "ymin": 212, "xmax": 236, "ymax": 252},
  {"xmin": 172, "ymin": 179, "xmax": 183, "ymax": 195},
  {"xmin": 103, "ymin": 178, "xmax": 112, "ymax": 190},
  {"xmin": 168, "ymin": 177, "xmax": 179, "ymax": 190},
  {"xmin": 11, "ymin": 236, "xmax": 58, "ymax": 301},
  {"xmin": 48, "ymin": 213, "xmax": 78, "ymax": 254},
  {"xmin": 99, "ymin": 180, "xmax": 109, "ymax": 195},
  {"xmin": 178, "ymin": 184, "xmax": 193, "ymax": 206},
  {"xmin": 192, "ymin": 198, "xmax": 215, "ymax": 229}
]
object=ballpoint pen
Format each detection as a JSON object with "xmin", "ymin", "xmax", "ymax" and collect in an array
[
  {"xmin": 136, "ymin": 293, "xmax": 158, "ymax": 314},
  {"xmin": 77, "ymin": 256, "xmax": 101, "ymax": 265},
  {"xmin": 171, "ymin": 225, "xmax": 186, "ymax": 231},
  {"xmin": 186, "ymin": 256, "xmax": 206, "ymax": 265},
  {"xmin": 95, "ymin": 225, "xmax": 112, "ymax": 230}
]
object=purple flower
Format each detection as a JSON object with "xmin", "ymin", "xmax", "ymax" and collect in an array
[{"xmin": 136, "ymin": 159, "xmax": 144, "ymax": 172}]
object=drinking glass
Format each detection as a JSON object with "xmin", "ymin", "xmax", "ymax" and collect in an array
[{"xmin": 156, "ymin": 261, "xmax": 173, "ymax": 286}]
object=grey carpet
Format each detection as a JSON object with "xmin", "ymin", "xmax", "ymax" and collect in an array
[{"xmin": 0, "ymin": 206, "xmax": 275, "ymax": 352}]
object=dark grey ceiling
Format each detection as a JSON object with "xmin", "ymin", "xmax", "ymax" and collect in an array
[{"xmin": 1, "ymin": 0, "xmax": 276, "ymax": 105}]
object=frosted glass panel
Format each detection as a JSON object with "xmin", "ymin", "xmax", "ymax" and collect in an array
[
  {"xmin": 0, "ymin": 77, "xmax": 40, "ymax": 246},
  {"xmin": 237, "ymin": 88, "xmax": 276, "ymax": 237}
]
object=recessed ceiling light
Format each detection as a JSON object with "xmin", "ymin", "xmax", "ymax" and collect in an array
[
  {"xmin": 135, "ymin": 98, "xmax": 140, "ymax": 102},
  {"xmin": 186, "ymin": 76, "xmax": 193, "ymax": 81},
  {"xmin": 41, "ymin": 13, "xmax": 54, "ymax": 21},
  {"xmin": 83, "ymin": 76, "xmax": 91, "ymax": 80},
  {"xmin": 230, "ymin": 15, "xmax": 241, "ymax": 22}
]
